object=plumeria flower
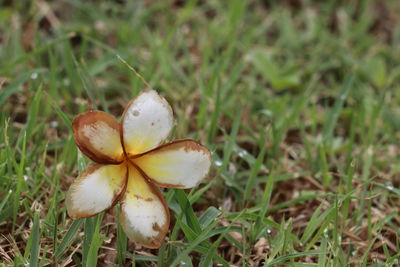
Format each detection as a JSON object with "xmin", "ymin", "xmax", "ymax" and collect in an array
[{"xmin": 65, "ymin": 90, "xmax": 211, "ymax": 248}]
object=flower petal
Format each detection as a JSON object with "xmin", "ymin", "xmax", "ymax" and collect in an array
[
  {"xmin": 73, "ymin": 111, "xmax": 124, "ymax": 164},
  {"xmin": 66, "ymin": 163, "xmax": 127, "ymax": 219},
  {"xmin": 132, "ymin": 139, "xmax": 211, "ymax": 189},
  {"xmin": 120, "ymin": 164, "xmax": 170, "ymax": 249},
  {"xmin": 121, "ymin": 90, "xmax": 174, "ymax": 156}
]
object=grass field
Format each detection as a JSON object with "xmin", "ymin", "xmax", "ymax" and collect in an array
[{"xmin": 1, "ymin": 0, "xmax": 400, "ymax": 266}]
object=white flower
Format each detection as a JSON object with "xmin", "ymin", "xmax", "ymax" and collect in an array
[{"xmin": 65, "ymin": 90, "xmax": 211, "ymax": 248}]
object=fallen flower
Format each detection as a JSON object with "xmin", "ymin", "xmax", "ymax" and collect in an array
[{"xmin": 66, "ymin": 90, "xmax": 211, "ymax": 248}]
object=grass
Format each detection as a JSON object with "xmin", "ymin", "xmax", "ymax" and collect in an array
[{"xmin": 1, "ymin": 0, "xmax": 400, "ymax": 266}]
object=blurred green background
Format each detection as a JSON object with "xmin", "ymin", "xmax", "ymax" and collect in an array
[{"xmin": 0, "ymin": 0, "xmax": 399, "ymax": 266}]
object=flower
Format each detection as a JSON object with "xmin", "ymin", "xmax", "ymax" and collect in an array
[{"xmin": 65, "ymin": 90, "xmax": 211, "ymax": 248}]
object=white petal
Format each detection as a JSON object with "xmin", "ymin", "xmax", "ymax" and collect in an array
[
  {"xmin": 121, "ymin": 90, "xmax": 174, "ymax": 156},
  {"xmin": 73, "ymin": 111, "xmax": 124, "ymax": 164},
  {"xmin": 66, "ymin": 163, "xmax": 127, "ymax": 219},
  {"xmin": 120, "ymin": 165, "xmax": 169, "ymax": 248},
  {"xmin": 132, "ymin": 139, "xmax": 211, "ymax": 189}
]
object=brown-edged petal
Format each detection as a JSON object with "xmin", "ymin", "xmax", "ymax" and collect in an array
[
  {"xmin": 120, "ymin": 164, "xmax": 170, "ymax": 249},
  {"xmin": 131, "ymin": 139, "xmax": 211, "ymax": 189},
  {"xmin": 66, "ymin": 163, "xmax": 128, "ymax": 219},
  {"xmin": 73, "ymin": 111, "xmax": 124, "ymax": 164},
  {"xmin": 121, "ymin": 90, "xmax": 174, "ymax": 157}
]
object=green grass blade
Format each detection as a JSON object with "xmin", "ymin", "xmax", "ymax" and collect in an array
[
  {"xmin": 207, "ymin": 83, "xmax": 221, "ymax": 143},
  {"xmin": 264, "ymin": 251, "xmax": 324, "ymax": 267},
  {"xmin": 253, "ymin": 172, "xmax": 275, "ymax": 240},
  {"xmin": 222, "ymin": 110, "xmax": 241, "ymax": 172},
  {"xmin": 170, "ymin": 221, "xmax": 219, "ymax": 267},
  {"xmin": 55, "ymin": 219, "xmax": 83, "ymax": 259},
  {"xmin": 174, "ymin": 189, "xmax": 202, "ymax": 234},
  {"xmin": 243, "ymin": 130, "xmax": 267, "ymax": 203},
  {"xmin": 0, "ymin": 70, "xmax": 44, "ymax": 106},
  {"xmin": 26, "ymin": 84, "xmax": 44, "ymax": 140},
  {"xmin": 86, "ymin": 215, "xmax": 103, "ymax": 267},
  {"xmin": 322, "ymin": 72, "xmax": 355, "ymax": 145},
  {"xmin": 116, "ymin": 205, "xmax": 127, "ymax": 266},
  {"xmin": 28, "ymin": 211, "xmax": 41, "ymax": 267},
  {"xmin": 0, "ymin": 189, "xmax": 12, "ymax": 215},
  {"xmin": 198, "ymin": 207, "xmax": 222, "ymax": 230},
  {"xmin": 12, "ymin": 131, "xmax": 27, "ymax": 229}
]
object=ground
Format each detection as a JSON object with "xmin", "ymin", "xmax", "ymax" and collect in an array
[{"xmin": 0, "ymin": 0, "xmax": 400, "ymax": 266}]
